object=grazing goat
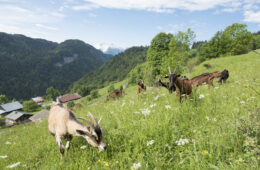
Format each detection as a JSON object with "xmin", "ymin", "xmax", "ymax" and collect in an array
[
  {"xmin": 218, "ymin": 69, "xmax": 229, "ymax": 84},
  {"xmin": 137, "ymin": 80, "xmax": 146, "ymax": 95},
  {"xmin": 165, "ymin": 67, "xmax": 192, "ymax": 102},
  {"xmin": 48, "ymin": 103, "xmax": 106, "ymax": 156},
  {"xmin": 191, "ymin": 71, "xmax": 221, "ymax": 87},
  {"xmin": 156, "ymin": 78, "xmax": 176, "ymax": 93},
  {"xmin": 106, "ymin": 89, "xmax": 123, "ymax": 101}
]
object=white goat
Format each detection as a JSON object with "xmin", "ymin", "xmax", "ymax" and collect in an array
[{"xmin": 48, "ymin": 103, "xmax": 106, "ymax": 155}]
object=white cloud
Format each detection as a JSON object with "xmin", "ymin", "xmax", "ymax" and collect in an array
[
  {"xmin": 70, "ymin": 0, "xmax": 243, "ymax": 12},
  {"xmin": 35, "ymin": 24, "xmax": 58, "ymax": 31},
  {"xmin": 244, "ymin": 10, "xmax": 260, "ymax": 22}
]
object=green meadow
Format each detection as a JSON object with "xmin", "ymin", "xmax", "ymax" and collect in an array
[{"xmin": 0, "ymin": 51, "xmax": 259, "ymax": 169}]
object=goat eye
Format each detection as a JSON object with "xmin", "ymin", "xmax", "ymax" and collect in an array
[{"xmin": 96, "ymin": 137, "xmax": 98, "ymax": 141}]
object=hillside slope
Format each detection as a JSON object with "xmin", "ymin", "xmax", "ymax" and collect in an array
[
  {"xmin": 77, "ymin": 46, "xmax": 148, "ymax": 88},
  {"xmin": 0, "ymin": 51, "xmax": 259, "ymax": 169},
  {"xmin": 0, "ymin": 32, "xmax": 112, "ymax": 99}
]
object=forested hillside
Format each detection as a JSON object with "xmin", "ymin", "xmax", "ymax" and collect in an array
[
  {"xmin": 76, "ymin": 46, "xmax": 148, "ymax": 89},
  {"xmin": 0, "ymin": 32, "xmax": 112, "ymax": 100}
]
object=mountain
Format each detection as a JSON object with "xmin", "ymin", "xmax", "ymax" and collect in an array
[
  {"xmin": 95, "ymin": 43, "xmax": 124, "ymax": 55},
  {"xmin": 76, "ymin": 46, "xmax": 148, "ymax": 89},
  {"xmin": 0, "ymin": 32, "xmax": 112, "ymax": 100}
]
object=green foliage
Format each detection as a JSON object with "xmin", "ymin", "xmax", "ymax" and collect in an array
[
  {"xmin": 252, "ymin": 34, "xmax": 260, "ymax": 50},
  {"xmin": 0, "ymin": 33, "xmax": 111, "ymax": 100},
  {"xmin": 70, "ymin": 83, "xmax": 90, "ymax": 97},
  {"xmin": 198, "ymin": 23, "xmax": 253, "ymax": 62},
  {"xmin": 46, "ymin": 87, "xmax": 60, "ymax": 101},
  {"xmin": 90, "ymin": 90, "xmax": 100, "ymax": 99},
  {"xmin": 147, "ymin": 32, "xmax": 173, "ymax": 77},
  {"xmin": 107, "ymin": 85, "xmax": 115, "ymax": 93},
  {"xmin": 67, "ymin": 101, "xmax": 75, "ymax": 108},
  {"xmin": 162, "ymin": 28, "xmax": 195, "ymax": 74},
  {"xmin": 0, "ymin": 94, "xmax": 9, "ymax": 104},
  {"xmin": 77, "ymin": 46, "xmax": 148, "ymax": 89},
  {"xmin": 22, "ymin": 101, "xmax": 39, "ymax": 112}
]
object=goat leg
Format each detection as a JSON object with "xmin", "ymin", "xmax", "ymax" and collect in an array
[{"xmin": 55, "ymin": 135, "xmax": 65, "ymax": 155}]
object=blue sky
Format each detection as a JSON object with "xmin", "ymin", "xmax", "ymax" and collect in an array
[{"xmin": 0, "ymin": 0, "xmax": 260, "ymax": 50}]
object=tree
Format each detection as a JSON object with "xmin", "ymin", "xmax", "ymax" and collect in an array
[
  {"xmin": 46, "ymin": 86, "xmax": 60, "ymax": 101},
  {"xmin": 107, "ymin": 85, "xmax": 115, "ymax": 93},
  {"xmin": 162, "ymin": 28, "xmax": 195, "ymax": 74},
  {"xmin": 70, "ymin": 83, "xmax": 90, "ymax": 97},
  {"xmin": 23, "ymin": 101, "xmax": 39, "ymax": 112},
  {"xmin": 147, "ymin": 32, "xmax": 173, "ymax": 77},
  {"xmin": 0, "ymin": 94, "xmax": 9, "ymax": 104}
]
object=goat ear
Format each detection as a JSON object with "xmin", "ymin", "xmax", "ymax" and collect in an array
[{"xmin": 76, "ymin": 129, "xmax": 91, "ymax": 136}]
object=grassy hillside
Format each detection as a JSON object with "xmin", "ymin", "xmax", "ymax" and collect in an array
[{"xmin": 0, "ymin": 51, "xmax": 259, "ymax": 169}]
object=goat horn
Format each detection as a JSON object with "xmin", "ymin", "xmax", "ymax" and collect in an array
[
  {"xmin": 98, "ymin": 117, "xmax": 102, "ymax": 124},
  {"xmin": 78, "ymin": 117, "xmax": 95, "ymax": 129},
  {"xmin": 173, "ymin": 67, "xmax": 177, "ymax": 74},
  {"xmin": 168, "ymin": 66, "xmax": 172, "ymax": 74},
  {"xmin": 88, "ymin": 112, "xmax": 99, "ymax": 127}
]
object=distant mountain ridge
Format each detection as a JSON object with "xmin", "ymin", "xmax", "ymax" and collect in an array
[
  {"xmin": 95, "ymin": 43, "xmax": 124, "ymax": 55},
  {"xmin": 0, "ymin": 32, "xmax": 112, "ymax": 100}
]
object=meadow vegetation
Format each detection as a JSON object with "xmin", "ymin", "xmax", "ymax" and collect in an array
[{"xmin": 0, "ymin": 51, "xmax": 259, "ymax": 169}]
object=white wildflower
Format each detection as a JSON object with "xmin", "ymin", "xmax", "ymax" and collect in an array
[
  {"xmin": 141, "ymin": 108, "xmax": 150, "ymax": 116},
  {"xmin": 181, "ymin": 94, "xmax": 186, "ymax": 97},
  {"xmin": 134, "ymin": 111, "xmax": 140, "ymax": 114},
  {"xmin": 213, "ymin": 118, "xmax": 217, "ymax": 122},
  {"xmin": 110, "ymin": 111, "xmax": 114, "ymax": 114},
  {"xmin": 146, "ymin": 140, "xmax": 154, "ymax": 146},
  {"xmin": 240, "ymin": 101, "xmax": 245, "ymax": 104},
  {"xmin": 153, "ymin": 95, "xmax": 159, "ymax": 101},
  {"xmin": 199, "ymin": 94, "xmax": 205, "ymax": 99},
  {"xmin": 223, "ymin": 96, "xmax": 227, "ymax": 98},
  {"xmin": 165, "ymin": 143, "xmax": 169, "ymax": 147},
  {"xmin": 150, "ymin": 103, "xmax": 156, "ymax": 108},
  {"xmin": 190, "ymin": 99, "xmax": 193, "ymax": 101},
  {"xmin": 80, "ymin": 145, "xmax": 87, "ymax": 150},
  {"xmin": 6, "ymin": 162, "xmax": 21, "ymax": 169},
  {"xmin": 0, "ymin": 155, "xmax": 8, "ymax": 159},
  {"xmin": 165, "ymin": 105, "xmax": 171, "ymax": 109},
  {"xmin": 5, "ymin": 141, "xmax": 11, "ymax": 145},
  {"xmin": 176, "ymin": 138, "xmax": 189, "ymax": 146},
  {"xmin": 131, "ymin": 162, "xmax": 141, "ymax": 170},
  {"xmin": 144, "ymin": 102, "xmax": 146, "ymax": 105},
  {"xmin": 236, "ymin": 97, "xmax": 240, "ymax": 101},
  {"xmin": 121, "ymin": 102, "xmax": 125, "ymax": 107},
  {"xmin": 205, "ymin": 116, "xmax": 210, "ymax": 121},
  {"xmin": 214, "ymin": 86, "xmax": 219, "ymax": 89}
]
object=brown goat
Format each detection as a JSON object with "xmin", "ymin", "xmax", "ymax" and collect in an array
[
  {"xmin": 137, "ymin": 80, "xmax": 146, "ymax": 95},
  {"xmin": 165, "ymin": 67, "xmax": 192, "ymax": 102},
  {"xmin": 106, "ymin": 89, "xmax": 123, "ymax": 101},
  {"xmin": 191, "ymin": 71, "xmax": 221, "ymax": 87}
]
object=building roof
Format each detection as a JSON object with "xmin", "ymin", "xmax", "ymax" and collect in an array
[
  {"xmin": 29, "ymin": 109, "xmax": 49, "ymax": 122},
  {"xmin": 58, "ymin": 93, "xmax": 82, "ymax": 103},
  {"xmin": 5, "ymin": 111, "xmax": 32, "ymax": 121},
  {"xmin": 32, "ymin": 97, "xmax": 44, "ymax": 103},
  {"xmin": 0, "ymin": 101, "xmax": 23, "ymax": 115}
]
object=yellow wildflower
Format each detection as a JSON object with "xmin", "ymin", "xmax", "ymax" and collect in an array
[
  {"xmin": 103, "ymin": 161, "xmax": 109, "ymax": 167},
  {"xmin": 98, "ymin": 160, "xmax": 101, "ymax": 163},
  {"xmin": 203, "ymin": 150, "xmax": 209, "ymax": 155}
]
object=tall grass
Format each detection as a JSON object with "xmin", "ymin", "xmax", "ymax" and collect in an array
[{"xmin": 0, "ymin": 52, "xmax": 259, "ymax": 169}]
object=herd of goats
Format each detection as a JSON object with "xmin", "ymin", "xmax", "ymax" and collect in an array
[{"xmin": 48, "ymin": 67, "xmax": 229, "ymax": 156}]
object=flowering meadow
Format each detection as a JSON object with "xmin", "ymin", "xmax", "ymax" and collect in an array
[{"xmin": 0, "ymin": 51, "xmax": 259, "ymax": 169}]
